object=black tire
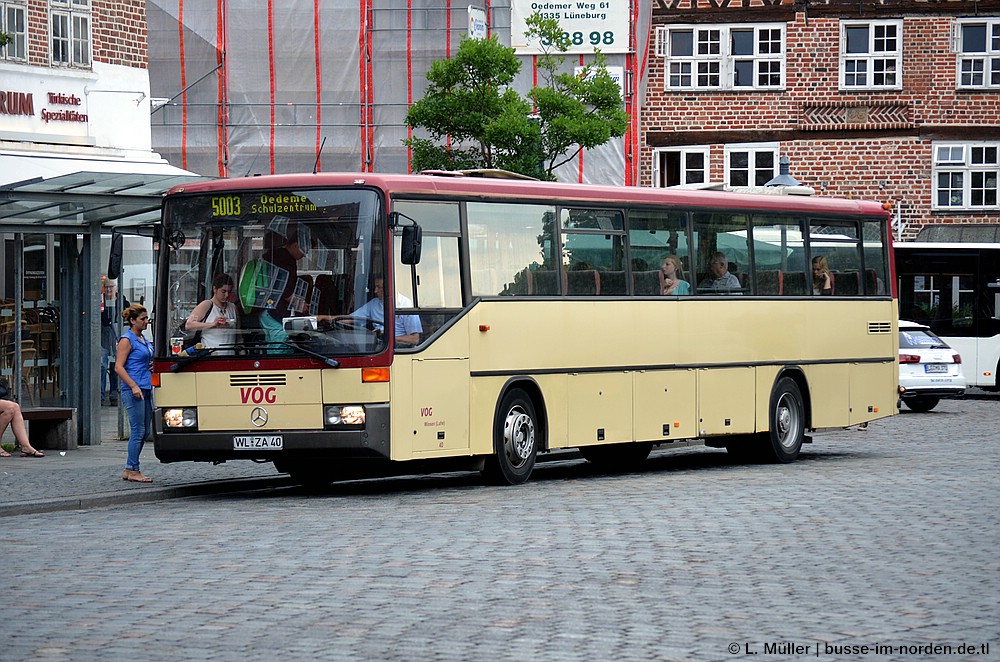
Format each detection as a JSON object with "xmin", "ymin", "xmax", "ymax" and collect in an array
[
  {"xmin": 760, "ymin": 376, "xmax": 805, "ymax": 463},
  {"xmin": 903, "ymin": 397, "xmax": 939, "ymax": 412},
  {"xmin": 580, "ymin": 442, "xmax": 653, "ymax": 470},
  {"xmin": 723, "ymin": 434, "xmax": 760, "ymax": 461},
  {"xmin": 277, "ymin": 461, "xmax": 334, "ymax": 490},
  {"xmin": 483, "ymin": 388, "xmax": 539, "ymax": 486}
]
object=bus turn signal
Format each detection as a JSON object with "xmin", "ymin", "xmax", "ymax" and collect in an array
[{"xmin": 362, "ymin": 367, "xmax": 390, "ymax": 383}]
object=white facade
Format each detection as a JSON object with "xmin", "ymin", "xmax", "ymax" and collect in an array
[{"xmin": 1, "ymin": 61, "xmax": 186, "ymax": 184}]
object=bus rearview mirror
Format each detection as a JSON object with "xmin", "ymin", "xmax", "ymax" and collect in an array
[
  {"xmin": 401, "ymin": 224, "xmax": 422, "ymax": 265},
  {"xmin": 107, "ymin": 232, "xmax": 123, "ymax": 279}
]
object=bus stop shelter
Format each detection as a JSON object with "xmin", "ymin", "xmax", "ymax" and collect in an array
[{"xmin": 0, "ymin": 165, "xmax": 206, "ymax": 446}]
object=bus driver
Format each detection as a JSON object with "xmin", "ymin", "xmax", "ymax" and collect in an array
[{"xmin": 347, "ymin": 277, "xmax": 422, "ymax": 346}]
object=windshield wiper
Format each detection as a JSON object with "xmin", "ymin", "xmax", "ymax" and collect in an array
[
  {"xmin": 168, "ymin": 339, "xmax": 340, "ymax": 369},
  {"xmin": 282, "ymin": 338, "xmax": 340, "ymax": 368}
]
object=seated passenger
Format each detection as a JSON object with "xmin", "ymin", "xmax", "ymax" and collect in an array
[
  {"xmin": 698, "ymin": 252, "xmax": 742, "ymax": 294},
  {"xmin": 812, "ymin": 256, "xmax": 833, "ymax": 296},
  {"xmin": 348, "ymin": 277, "xmax": 423, "ymax": 345},
  {"xmin": 660, "ymin": 255, "xmax": 691, "ymax": 295},
  {"xmin": 186, "ymin": 273, "xmax": 239, "ymax": 354}
]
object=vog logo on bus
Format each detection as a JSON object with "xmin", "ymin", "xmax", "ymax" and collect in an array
[
  {"xmin": 420, "ymin": 407, "xmax": 433, "ymax": 416},
  {"xmin": 240, "ymin": 387, "xmax": 277, "ymax": 404}
]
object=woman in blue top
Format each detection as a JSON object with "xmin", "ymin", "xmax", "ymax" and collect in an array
[
  {"xmin": 115, "ymin": 304, "xmax": 154, "ymax": 483},
  {"xmin": 660, "ymin": 256, "xmax": 691, "ymax": 295}
]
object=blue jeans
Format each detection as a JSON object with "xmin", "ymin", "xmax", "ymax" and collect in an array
[{"xmin": 121, "ymin": 388, "xmax": 153, "ymax": 471}]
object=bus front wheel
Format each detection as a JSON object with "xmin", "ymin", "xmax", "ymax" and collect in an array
[
  {"xmin": 277, "ymin": 461, "xmax": 334, "ymax": 490},
  {"xmin": 761, "ymin": 377, "xmax": 805, "ymax": 463},
  {"xmin": 483, "ymin": 388, "xmax": 538, "ymax": 486}
]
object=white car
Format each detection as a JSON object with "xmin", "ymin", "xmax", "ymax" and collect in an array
[{"xmin": 898, "ymin": 320, "xmax": 967, "ymax": 412}]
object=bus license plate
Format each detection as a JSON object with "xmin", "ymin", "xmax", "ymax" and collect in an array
[
  {"xmin": 924, "ymin": 364, "xmax": 948, "ymax": 373},
  {"xmin": 233, "ymin": 435, "xmax": 283, "ymax": 450}
]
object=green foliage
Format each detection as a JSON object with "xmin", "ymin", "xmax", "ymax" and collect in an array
[
  {"xmin": 524, "ymin": 14, "xmax": 629, "ymax": 177},
  {"xmin": 403, "ymin": 35, "xmax": 530, "ymax": 173},
  {"xmin": 404, "ymin": 12, "xmax": 627, "ymax": 180},
  {"xmin": 0, "ymin": 32, "xmax": 11, "ymax": 48}
]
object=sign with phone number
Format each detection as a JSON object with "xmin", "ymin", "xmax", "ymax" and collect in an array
[{"xmin": 511, "ymin": 0, "xmax": 630, "ymax": 55}]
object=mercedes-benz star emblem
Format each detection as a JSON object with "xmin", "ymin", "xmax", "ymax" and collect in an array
[{"xmin": 250, "ymin": 407, "xmax": 269, "ymax": 427}]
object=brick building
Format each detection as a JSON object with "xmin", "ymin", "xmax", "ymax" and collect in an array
[{"xmin": 642, "ymin": 0, "xmax": 1000, "ymax": 239}]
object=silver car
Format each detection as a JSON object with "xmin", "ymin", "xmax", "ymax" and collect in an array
[{"xmin": 898, "ymin": 320, "xmax": 968, "ymax": 412}]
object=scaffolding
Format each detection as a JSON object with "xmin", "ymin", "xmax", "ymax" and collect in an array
[{"xmin": 148, "ymin": 0, "xmax": 652, "ymax": 185}]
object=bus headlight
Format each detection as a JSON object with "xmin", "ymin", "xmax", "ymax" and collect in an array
[
  {"xmin": 325, "ymin": 405, "xmax": 365, "ymax": 428},
  {"xmin": 164, "ymin": 408, "xmax": 198, "ymax": 429}
]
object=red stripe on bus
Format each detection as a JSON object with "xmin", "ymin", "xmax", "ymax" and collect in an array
[{"xmin": 154, "ymin": 355, "xmax": 393, "ymax": 373}]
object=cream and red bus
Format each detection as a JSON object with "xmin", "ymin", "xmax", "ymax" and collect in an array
[{"xmin": 152, "ymin": 172, "xmax": 898, "ymax": 486}]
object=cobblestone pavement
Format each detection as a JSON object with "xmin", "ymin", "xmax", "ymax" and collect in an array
[
  {"xmin": 1, "ymin": 397, "xmax": 997, "ymax": 661},
  {"xmin": 0, "ymin": 406, "xmax": 285, "ymax": 515}
]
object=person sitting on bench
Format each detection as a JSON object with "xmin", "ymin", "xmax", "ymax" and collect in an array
[{"xmin": 0, "ymin": 399, "xmax": 45, "ymax": 458}]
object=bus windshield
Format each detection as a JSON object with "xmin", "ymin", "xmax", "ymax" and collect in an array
[{"xmin": 160, "ymin": 187, "xmax": 386, "ymax": 359}]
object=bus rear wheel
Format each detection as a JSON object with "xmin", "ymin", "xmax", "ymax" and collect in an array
[
  {"xmin": 760, "ymin": 377, "xmax": 805, "ymax": 463},
  {"xmin": 483, "ymin": 388, "xmax": 538, "ymax": 486}
]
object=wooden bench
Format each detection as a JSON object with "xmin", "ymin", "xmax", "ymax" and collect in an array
[{"xmin": 21, "ymin": 407, "xmax": 77, "ymax": 450}]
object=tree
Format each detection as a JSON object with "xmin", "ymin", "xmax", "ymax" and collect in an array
[
  {"xmin": 404, "ymin": 13, "xmax": 627, "ymax": 180},
  {"xmin": 524, "ymin": 14, "xmax": 629, "ymax": 178}
]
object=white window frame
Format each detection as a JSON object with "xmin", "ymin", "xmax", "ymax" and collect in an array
[
  {"xmin": 724, "ymin": 143, "xmax": 779, "ymax": 188},
  {"xmin": 50, "ymin": 0, "xmax": 91, "ymax": 68},
  {"xmin": 956, "ymin": 18, "xmax": 1000, "ymax": 90},
  {"xmin": 932, "ymin": 141, "xmax": 1000, "ymax": 211},
  {"xmin": 652, "ymin": 146, "xmax": 711, "ymax": 188},
  {"xmin": 655, "ymin": 23, "xmax": 786, "ymax": 91},
  {"xmin": 840, "ymin": 19, "xmax": 903, "ymax": 90},
  {"xmin": 1, "ymin": 0, "xmax": 27, "ymax": 62}
]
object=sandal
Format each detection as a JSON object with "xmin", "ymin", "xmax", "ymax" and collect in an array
[
  {"xmin": 20, "ymin": 449, "xmax": 45, "ymax": 458},
  {"xmin": 0, "ymin": 449, "xmax": 11, "ymax": 458},
  {"xmin": 123, "ymin": 470, "xmax": 153, "ymax": 483}
]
